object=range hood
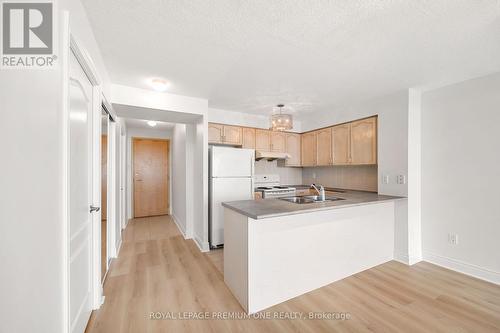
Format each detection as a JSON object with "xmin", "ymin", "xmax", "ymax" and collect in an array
[{"xmin": 255, "ymin": 150, "xmax": 291, "ymax": 161}]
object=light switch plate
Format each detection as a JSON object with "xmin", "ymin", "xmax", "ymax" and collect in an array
[
  {"xmin": 382, "ymin": 175, "xmax": 389, "ymax": 184},
  {"xmin": 397, "ymin": 175, "xmax": 406, "ymax": 184}
]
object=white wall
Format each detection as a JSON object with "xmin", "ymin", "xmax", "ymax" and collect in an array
[
  {"xmin": 170, "ymin": 120, "xmax": 208, "ymax": 251},
  {"xmin": 0, "ymin": 1, "xmax": 111, "ymax": 332},
  {"xmin": 421, "ymin": 72, "xmax": 500, "ymax": 283},
  {"xmin": 208, "ymin": 107, "xmax": 302, "ymax": 132},
  {"xmin": 299, "ymin": 91, "xmax": 410, "ymax": 262},
  {"xmin": 61, "ymin": 0, "xmax": 111, "ymax": 96},
  {"xmin": 112, "ymin": 86, "xmax": 209, "ymax": 251},
  {"xmin": 125, "ymin": 126, "xmax": 173, "ymax": 219},
  {"xmin": 0, "ymin": 55, "xmax": 63, "ymax": 333},
  {"xmin": 171, "ymin": 124, "xmax": 188, "ymax": 236},
  {"xmin": 193, "ymin": 118, "xmax": 210, "ymax": 251},
  {"xmin": 254, "ymin": 160, "xmax": 303, "ymax": 185}
]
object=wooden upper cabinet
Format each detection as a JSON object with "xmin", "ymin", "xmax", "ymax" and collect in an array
[
  {"xmin": 208, "ymin": 123, "xmax": 242, "ymax": 145},
  {"xmin": 316, "ymin": 128, "xmax": 332, "ymax": 166},
  {"xmin": 331, "ymin": 123, "xmax": 351, "ymax": 165},
  {"xmin": 285, "ymin": 133, "xmax": 301, "ymax": 166},
  {"xmin": 270, "ymin": 131, "xmax": 286, "ymax": 152},
  {"xmin": 207, "ymin": 116, "xmax": 377, "ymax": 166},
  {"xmin": 208, "ymin": 123, "xmax": 224, "ymax": 144},
  {"xmin": 350, "ymin": 117, "xmax": 377, "ymax": 165},
  {"xmin": 255, "ymin": 129, "xmax": 271, "ymax": 151},
  {"xmin": 242, "ymin": 127, "xmax": 256, "ymax": 149},
  {"xmin": 301, "ymin": 132, "xmax": 317, "ymax": 167},
  {"xmin": 223, "ymin": 125, "xmax": 242, "ymax": 145}
]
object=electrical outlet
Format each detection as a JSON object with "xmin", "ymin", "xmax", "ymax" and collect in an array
[
  {"xmin": 382, "ymin": 175, "xmax": 389, "ymax": 184},
  {"xmin": 448, "ymin": 233, "xmax": 459, "ymax": 245},
  {"xmin": 397, "ymin": 175, "xmax": 406, "ymax": 184},
  {"xmin": 312, "ymin": 172, "xmax": 316, "ymax": 179}
]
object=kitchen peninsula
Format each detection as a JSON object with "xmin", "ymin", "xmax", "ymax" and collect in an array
[{"xmin": 222, "ymin": 190, "xmax": 403, "ymax": 314}]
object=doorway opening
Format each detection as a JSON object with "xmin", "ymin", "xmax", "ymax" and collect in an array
[
  {"xmin": 132, "ymin": 138, "xmax": 170, "ymax": 218},
  {"xmin": 101, "ymin": 109, "xmax": 109, "ymax": 281}
]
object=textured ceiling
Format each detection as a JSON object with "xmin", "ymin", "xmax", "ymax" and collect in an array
[{"xmin": 83, "ymin": 0, "xmax": 500, "ymax": 117}]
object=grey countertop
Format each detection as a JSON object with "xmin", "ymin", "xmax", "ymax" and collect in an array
[{"xmin": 222, "ymin": 189, "xmax": 405, "ymax": 220}]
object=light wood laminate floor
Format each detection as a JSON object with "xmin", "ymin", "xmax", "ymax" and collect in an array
[{"xmin": 86, "ymin": 215, "xmax": 500, "ymax": 333}]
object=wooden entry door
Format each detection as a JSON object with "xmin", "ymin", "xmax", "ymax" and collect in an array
[{"xmin": 133, "ymin": 138, "xmax": 169, "ymax": 217}]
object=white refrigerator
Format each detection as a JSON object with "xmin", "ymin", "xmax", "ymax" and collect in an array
[{"xmin": 209, "ymin": 146, "xmax": 254, "ymax": 248}]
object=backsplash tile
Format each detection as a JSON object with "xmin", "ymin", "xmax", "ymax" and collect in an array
[
  {"xmin": 302, "ymin": 165, "xmax": 378, "ymax": 192},
  {"xmin": 254, "ymin": 160, "xmax": 302, "ymax": 185}
]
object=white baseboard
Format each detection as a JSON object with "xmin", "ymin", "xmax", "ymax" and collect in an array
[
  {"xmin": 115, "ymin": 238, "xmax": 122, "ymax": 258},
  {"xmin": 393, "ymin": 250, "xmax": 409, "ymax": 264},
  {"xmin": 423, "ymin": 251, "xmax": 500, "ymax": 285},
  {"xmin": 171, "ymin": 214, "xmax": 187, "ymax": 238},
  {"xmin": 194, "ymin": 235, "xmax": 210, "ymax": 252}
]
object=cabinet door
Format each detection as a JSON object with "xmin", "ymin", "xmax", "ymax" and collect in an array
[
  {"xmin": 316, "ymin": 128, "xmax": 332, "ymax": 166},
  {"xmin": 270, "ymin": 131, "xmax": 286, "ymax": 152},
  {"xmin": 242, "ymin": 127, "xmax": 256, "ymax": 149},
  {"xmin": 255, "ymin": 129, "xmax": 271, "ymax": 151},
  {"xmin": 208, "ymin": 123, "xmax": 224, "ymax": 144},
  {"xmin": 301, "ymin": 132, "xmax": 317, "ymax": 166},
  {"xmin": 223, "ymin": 125, "xmax": 242, "ymax": 145},
  {"xmin": 332, "ymin": 123, "xmax": 350, "ymax": 165},
  {"xmin": 285, "ymin": 133, "xmax": 301, "ymax": 166},
  {"xmin": 350, "ymin": 117, "xmax": 377, "ymax": 164}
]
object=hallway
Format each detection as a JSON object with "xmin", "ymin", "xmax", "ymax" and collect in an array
[{"xmin": 86, "ymin": 216, "xmax": 500, "ymax": 333}]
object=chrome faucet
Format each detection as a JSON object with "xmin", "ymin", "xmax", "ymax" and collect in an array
[{"xmin": 310, "ymin": 184, "xmax": 325, "ymax": 201}]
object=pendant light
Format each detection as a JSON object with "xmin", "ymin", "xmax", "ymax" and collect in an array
[{"xmin": 270, "ymin": 104, "xmax": 293, "ymax": 131}]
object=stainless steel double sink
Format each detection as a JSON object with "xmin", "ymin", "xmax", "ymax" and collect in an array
[{"xmin": 279, "ymin": 195, "xmax": 346, "ymax": 204}]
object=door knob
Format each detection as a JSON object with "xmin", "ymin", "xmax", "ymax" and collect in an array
[{"xmin": 90, "ymin": 205, "xmax": 100, "ymax": 213}]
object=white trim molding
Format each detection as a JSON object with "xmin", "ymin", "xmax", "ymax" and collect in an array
[
  {"xmin": 171, "ymin": 214, "xmax": 187, "ymax": 239},
  {"xmin": 70, "ymin": 35, "xmax": 101, "ymax": 86},
  {"xmin": 423, "ymin": 251, "xmax": 500, "ymax": 285},
  {"xmin": 393, "ymin": 250, "xmax": 409, "ymax": 265},
  {"xmin": 194, "ymin": 235, "xmax": 210, "ymax": 253}
]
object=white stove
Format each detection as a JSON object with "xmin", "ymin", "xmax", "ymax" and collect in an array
[{"xmin": 254, "ymin": 174, "xmax": 296, "ymax": 199}]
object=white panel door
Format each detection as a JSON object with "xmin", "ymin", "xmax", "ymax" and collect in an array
[
  {"xmin": 69, "ymin": 51, "xmax": 93, "ymax": 333},
  {"xmin": 211, "ymin": 177, "xmax": 253, "ymax": 246},
  {"xmin": 211, "ymin": 147, "xmax": 254, "ymax": 177}
]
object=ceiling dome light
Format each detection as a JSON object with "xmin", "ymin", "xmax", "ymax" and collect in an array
[
  {"xmin": 147, "ymin": 120, "xmax": 157, "ymax": 127},
  {"xmin": 149, "ymin": 78, "xmax": 169, "ymax": 92},
  {"xmin": 270, "ymin": 104, "xmax": 293, "ymax": 131}
]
